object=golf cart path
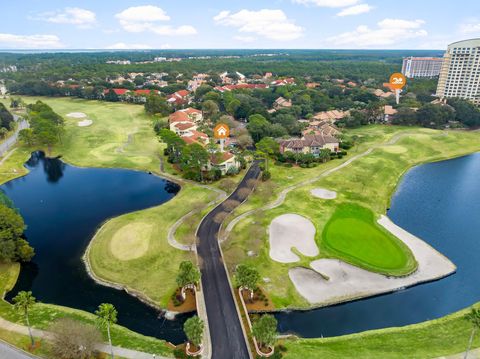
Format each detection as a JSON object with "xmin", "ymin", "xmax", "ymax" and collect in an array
[{"xmin": 0, "ymin": 317, "xmax": 171, "ymax": 359}]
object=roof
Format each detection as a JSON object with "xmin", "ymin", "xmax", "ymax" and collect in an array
[
  {"xmin": 210, "ymin": 151, "xmax": 234, "ymax": 164},
  {"xmin": 281, "ymin": 133, "xmax": 339, "ymax": 150},
  {"xmin": 104, "ymin": 88, "xmax": 130, "ymax": 95},
  {"xmin": 176, "ymin": 90, "xmax": 190, "ymax": 97},
  {"xmin": 180, "ymin": 107, "xmax": 202, "ymax": 115},
  {"xmin": 169, "ymin": 111, "xmax": 191, "ymax": 123},
  {"xmin": 182, "ymin": 130, "xmax": 209, "ymax": 145},
  {"xmin": 134, "ymin": 89, "xmax": 156, "ymax": 95},
  {"xmin": 384, "ymin": 105, "xmax": 398, "ymax": 116},
  {"xmin": 173, "ymin": 122, "xmax": 196, "ymax": 131}
]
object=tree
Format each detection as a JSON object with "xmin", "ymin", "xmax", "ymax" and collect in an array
[
  {"xmin": 104, "ymin": 89, "xmax": 119, "ymax": 102},
  {"xmin": 256, "ymin": 137, "xmax": 279, "ymax": 172},
  {"xmin": 176, "ymin": 261, "xmax": 200, "ymax": 301},
  {"xmin": 235, "ymin": 264, "xmax": 260, "ymax": 300},
  {"xmin": 252, "ymin": 314, "xmax": 278, "ymax": 350},
  {"xmin": 18, "ymin": 128, "xmax": 35, "ymax": 146},
  {"xmin": 145, "ymin": 94, "xmax": 170, "ymax": 116},
  {"xmin": 184, "ymin": 315, "xmax": 204, "ymax": 348},
  {"xmin": 392, "ymin": 107, "xmax": 418, "ymax": 126},
  {"xmin": 464, "ymin": 307, "xmax": 480, "ymax": 359},
  {"xmin": 0, "ymin": 204, "xmax": 33, "ymax": 262},
  {"xmin": 226, "ymin": 99, "xmax": 241, "ymax": 116},
  {"xmin": 13, "ymin": 291, "xmax": 36, "ymax": 347},
  {"xmin": 180, "ymin": 143, "xmax": 209, "ymax": 182},
  {"xmin": 201, "ymin": 100, "xmax": 219, "ymax": 119},
  {"xmin": 0, "ymin": 103, "xmax": 14, "ymax": 130},
  {"xmin": 448, "ymin": 98, "xmax": 480, "ymax": 128},
  {"xmin": 247, "ymin": 114, "xmax": 271, "ymax": 143},
  {"xmin": 0, "ymin": 127, "xmax": 7, "ymax": 139},
  {"xmin": 50, "ymin": 318, "xmax": 101, "ymax": 359},
  {"xmin": 95, "ymin": 303, "xmax": 118, "ymax": 359},
  {"xmin": 416, "ymin": 103, "xmax": 455, "ymax": 128}
]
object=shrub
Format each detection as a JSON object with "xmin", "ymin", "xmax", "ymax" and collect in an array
[{"xmin": 262, "ymin": 170, "xmax": 271, "ymax": 181}]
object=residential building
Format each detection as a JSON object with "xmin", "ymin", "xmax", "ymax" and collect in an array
[
  {"xmin": 270, "ymin": 78, "xmax": 295, "ymax": 86},
  {"xmin": 209, "ymin": 152, "xmax": 239, "ymax": 175},
  {"xmin": 383, "ymin": 105, "xmax": 398, "ymax": 122},
  {"xmin": 167, "ymin": 90, "xmax": 191, "ymax": 106},
  {"xmin": 214, "ymin": 84, "xmax": 267, "ymax": 92},
  {"xmin": 312, "ymin": 110, "xmax": 349, "ymax": 123},
  {"xmin": 436, "ymin": 38, "xmax": 480, "ymax": 104},
  {"xmin": 402, "ymin": 57, "xmax": 444, "ymax": 78},
  {"xmin": 273, "ymin": 97, "xmax": 292, "ymax": 109},
  {"xmin": 302, "ymin": 121, "xmax": 341, "ymax": 137},
  {"xmin": 280, "ymin": 134, "xmax": 340, "ymax": 156},
  {"xmin": 178, "ymin": 108, "xmax": 203, "ymax": 122}
]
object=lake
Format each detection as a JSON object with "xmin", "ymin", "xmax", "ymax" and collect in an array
[
  {"xmin": 275, "ymin": 152, "xmax": 480, "ymax": 337},
  {"xmin": 1, "ymin": 151, "xmax": 192, "ymax": 344}
]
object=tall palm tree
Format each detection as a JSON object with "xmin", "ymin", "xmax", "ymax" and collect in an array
[
  {"xmin": 95, "ymin": 303, "xmax": 118, "ymax": 359},
  {"xmin": 12, "ymin": 291, "xmax": 36, "ymax": 347},
  {"xmin": 465, "ymin": 307, "xmax": 480, "ymax": 359}
]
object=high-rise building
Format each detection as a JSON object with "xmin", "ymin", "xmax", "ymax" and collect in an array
[
  {"xmin": 436, "ymin": 38, "xmax": 480, "ymax": 104},
  {"xmin": 402, "ymin": 57, "xmax": 443, "ymax": 78}
]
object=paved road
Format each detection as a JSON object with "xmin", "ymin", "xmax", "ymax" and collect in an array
[
  {"xmin": 0, "ymin": 341, "xmax": 37, "ymax": 359},
  {"xmin": 0, "ymin": 115, "xmax": 29, "ymax": 157},
  {"xmin": 197, "ymin": 162, "xmax": 261, "ymax": 359}
]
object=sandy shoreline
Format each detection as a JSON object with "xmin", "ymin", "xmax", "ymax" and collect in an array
[{"xmin": 289, "ymin": 215, "xmax": 456, "ymax": 305}]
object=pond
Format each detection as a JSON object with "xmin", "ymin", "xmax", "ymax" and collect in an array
[
  {"xmin": 1, "ymin": 151, "xmax": 192, "ymax": 344},
  {"xmin": 275, "ymin": 152, "xmax": 480, "ymax": 338}
]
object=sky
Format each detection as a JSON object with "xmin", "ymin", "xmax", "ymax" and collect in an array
[{"xmin": 1, "ymin": 0, "xmax": 480, "ymax": 50}]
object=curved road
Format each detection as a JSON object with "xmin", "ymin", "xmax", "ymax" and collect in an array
[
  {"xmin": 0, "ymin": 115, "xmax": 29, "ymax": 157},
  {"xmin": 0, "ymin": 342, "xmax": 37, "ymax": 359},
  {"xmin": 197, "ymin": 162, "xmax": 261, "ymax": 359}
]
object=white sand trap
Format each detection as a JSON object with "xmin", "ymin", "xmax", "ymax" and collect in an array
[
  {"xmin": 78, "ymin": 119, "xmax": 93, "ymax": 127},
  {"xmin": 66, "ymin": 112, "xmax": 88, "ymax": 119},
  {"xmin": 310, "ymin": 188, "xmax": 337, "ymax": 200},
  {"xmin": 269, "ymin": 214, "xmax": 319, "ymax": 263},
  {"xmin": 289, "ymin": 215, "xmax": 456, "ymax": 305}
]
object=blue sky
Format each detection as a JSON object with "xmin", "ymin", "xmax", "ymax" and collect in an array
[{"xmin": 1, "ymin": 0, "xmax": 480, "ymax": 50}]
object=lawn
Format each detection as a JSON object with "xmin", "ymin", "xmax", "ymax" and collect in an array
[
  {"xmin": 322, "ymin": 203, "xmax": 417, "ymax": 276},
  {"xmin": 222, "ymin": 126, "xmax": 480, "ymax": 309},
  {"xmin": 283, "ymin": 303, "xmax": 480, "ymax": 359}
]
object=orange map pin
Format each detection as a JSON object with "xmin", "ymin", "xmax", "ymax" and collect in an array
[{"xmin": 389, "ymin": 73, "xmax": 407, "ymax": 90}]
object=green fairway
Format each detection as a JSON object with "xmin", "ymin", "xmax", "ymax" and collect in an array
[{"xmin": 322, "ymin": 203, "xmax": 417, "ymax": 275}]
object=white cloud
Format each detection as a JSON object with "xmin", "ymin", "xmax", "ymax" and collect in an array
[
  {"xmin": 0, "ymin": 33, "xmax": 63, "ymax": 49},
  {"xmin": 106, "ymin": 42, "xmax": 153, "ymax": 50},
  {"xmin": 293, "ymin": 0, "xmax": 359, "ymax": 8},
  {"xmin": 114, "ymin": 5, "xmax": 196, "ymax": 36},
  {"xmin": 337, "ymin": 4, "xmax": 373, "ymax": 16},
  {"xmin": 327, "ymin": 18, "xmax": 427, "ymax": 47},
  {"xmin": 459, "ymin": 20, "xmax": 480, "ymax": 34},
  {"xmin": 214, "ymin": 9, "xmax": 304, "ymax": 41},
  {"xmin": 36, "ymin": 7, "xmax": 96, "ymax": 28}
]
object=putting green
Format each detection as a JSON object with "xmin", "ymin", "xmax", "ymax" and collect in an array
[
  {"xmin": 322, "ymin": 203, "xmax": 417, "ymax": 276},
  {"xmin": 110, "ymin": 222, "xmax": 153, "ymax": 260}
]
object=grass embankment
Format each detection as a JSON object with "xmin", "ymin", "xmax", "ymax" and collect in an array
[
  {"xmin": 0, "ymin": 96, "xmax": 220, "ymax": 355},
  {"xmin": 283, "ymin": 304, "xmax": 480, "ymax": 359},
  {"xmin": 0, "ymin": 262, "xmax": 171, "ymax": 356},
  {"xmin": 223, "ymin": 126, "xmax": 480, "ymax": 309}
]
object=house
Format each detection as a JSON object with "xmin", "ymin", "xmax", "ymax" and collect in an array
[
  {"xmin": 280, "ymin": 133, "xmax": 340, "ymax": 156},
  {"xmin": 209, "ymin": 152, "xmax": 239, "ymax": 175},
  {"xmin": 302, "ymin": 121, "xmax": 341, "ymax": 137},
  {"xmin": 306, "ymin": 82, "xmax": 320, "ymax": 89},
  {"xmin": 273, "ymin": 97, "xmax": 292, "ymax": 109},
  {"xmin": 182, "ymin": 130, "xmax": 210, "ymax": 145},
  {"xmin": 170, "ymin": 121, "xmax": 198, "ymax": 136},
  {"xmin": 167, "ymin": 90, "xmax": 191, "ymax": 106},
  {"xmin": 312, "ymin": 110, "xmax": 349, "ymax": 123},
  {"xmin": 214, "ymin": 83, "xmax": 267, "ymax": 93},
  {"xmin": 178, "ymin": 108, "xmax": 203, "ymax": 123},
  {"xmin": 373, "ymin": 89, "xmax": 395, "ymax": 98},
  {"xmin": 383, "ymin": 105, "xmax": 398, "ymax": 122},
  {"xmin": 270, "ymin": 78, "xmax": 295, "ymax": 86}
]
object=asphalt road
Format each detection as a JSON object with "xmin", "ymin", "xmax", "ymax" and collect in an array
[
  {"xmin": 0, "ymin": 115, "xmax": 29, "ymax": 157},
  {"xmin": 197, "ymin": 161, "xmax": 261, "ymax": 359},
  {"xmin": 0, "ymin": 342, "xmax": 36, "ymax": 359}
]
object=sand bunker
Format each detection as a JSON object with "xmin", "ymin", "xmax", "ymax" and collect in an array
[
  {"xmin": 110, "ymin": 222, "xmax": 153, "ymax": 261},
  {"xmin": 289, "ymin": 215, "xmax": 456, "ymax": 305},
  {"xmin": 269, "ymin": 214, "xmax": 319, "ymax": 263},
  {"xmin": 78, "ymin": 119, "xmax": 93, "ymax": 127},
  {"xmin": 310, "ymin": 188, "xmax": 337, "ymax": 200},
  {"xmin": 66, "ymin": 112, "xmax": 87, "ymax": 119}
]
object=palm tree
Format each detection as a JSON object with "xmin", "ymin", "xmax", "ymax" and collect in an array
[
  {"xmin": 12, "ymin": 291, "xmax": 36, "ymax": 347},
  {"xmin": 464, "ymin": 307, "xmax": 480, "ymax": 359},
  {"xmin": 95, "ymin": 303, "xmax": 118, "ymax": 359}
]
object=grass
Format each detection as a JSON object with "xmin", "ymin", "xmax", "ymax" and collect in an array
[
  {"xmin": 222, "ymin": 126, "xmax": 480, "ymax": 309},
  {"xmin": 322, "ymin": 203, "xmax": 417, "ymax": 276},
  {"xmin": 283, "ymin": 304, "xmax": 480, "ymax": 359},
  {"xmin": 0, "ymin": 328, "xmax": 54, "ymax": 358},
  {"xmin": 88, "ymin": 185, "xmax": 216, "ymax": 306}
]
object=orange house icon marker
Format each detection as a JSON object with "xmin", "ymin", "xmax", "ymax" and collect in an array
[{"xmin": 214, "ymin": 123, "xmax": 230, "ymax": 139}]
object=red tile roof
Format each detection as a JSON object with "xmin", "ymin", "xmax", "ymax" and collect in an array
[
  {"xmin": 169, "ymin": 111, "xmax": 191, "ymax": 123},
  {"xmin": 134, "ymin": 89, "xmax": 157, "ymax": 95},
  {"xmin": 181, "ymin": 107, "xmax": 202, "ymax": 115},
  {"xmin": 174, "ymin": 122, "xmax": 196, "ymax": 131},
  {"xmin": 210, "ymin": 151, "xmax": 234, "ymax": 164},
  {"xmin": 104, "ymin": 88, "xmax": 130, "ymax": 95}
]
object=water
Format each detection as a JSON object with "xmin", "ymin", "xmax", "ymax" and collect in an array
[
  {"xmin": 275, "ymin": 152, "xmax": 480, "ymax": 337},
  {"xmin": 1, "ymin": 152, "xmax": 192, "ymax": 344}
]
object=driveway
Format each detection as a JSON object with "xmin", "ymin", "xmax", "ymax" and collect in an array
[{"xmin": 196, "ymin": 161, "xmax": 261, "ymax": 359}]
